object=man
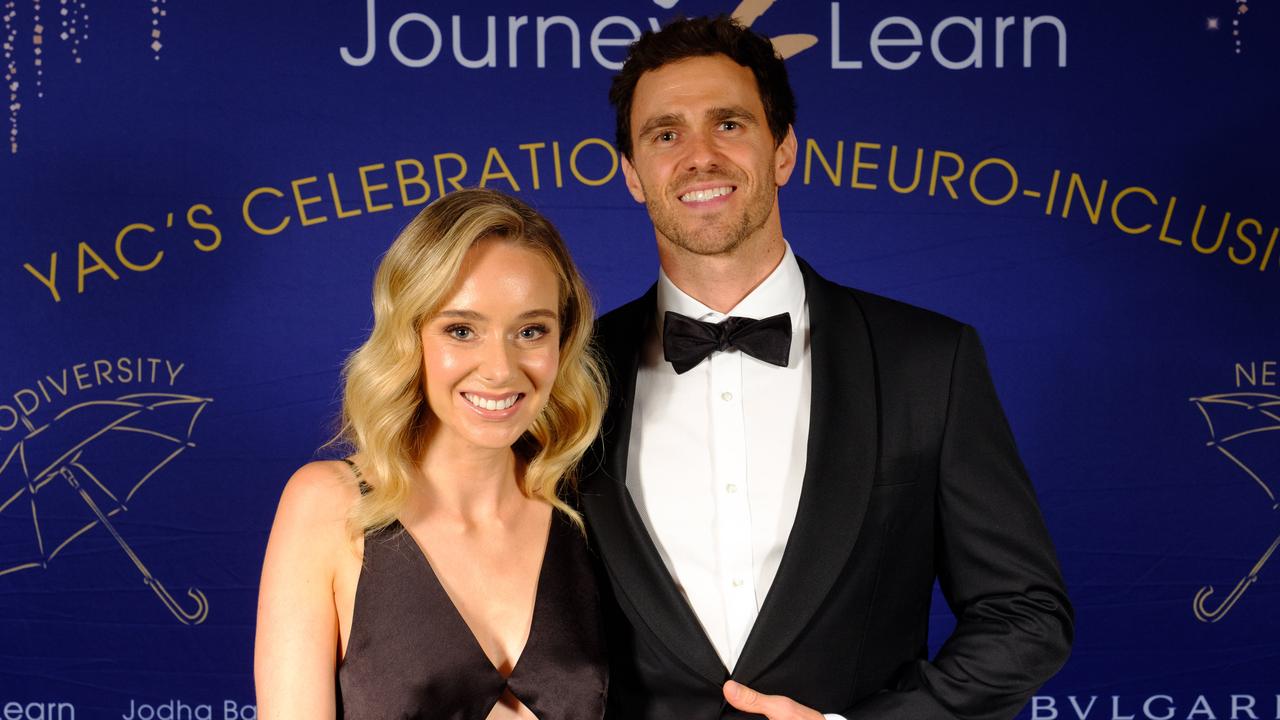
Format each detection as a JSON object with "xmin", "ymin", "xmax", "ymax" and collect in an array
[{"xmin": 579, "ymin": 16, "xmax": 1073, "ymax": 720}]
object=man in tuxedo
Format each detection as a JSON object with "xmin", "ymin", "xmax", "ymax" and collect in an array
[{"xmin": 579, "ymin": 16, "xmax": 1073, "ymax": 720}]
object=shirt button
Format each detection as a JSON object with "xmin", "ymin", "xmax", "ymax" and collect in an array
[
  {"xmin": 725, "ymin": 483, "xmax": 738, "ymax": 494},
  {"xmin": 721, "ymin": 391, "xmax": 733, "ymax": 402},
  {"xmin": 731, "ymin": 578, "xmax": 744, "ymax": 588}
]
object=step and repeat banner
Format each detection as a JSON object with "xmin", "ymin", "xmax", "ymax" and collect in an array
[{"xmin": 1, "ymin": 0, "xmax": 1277, "ymax": 717}]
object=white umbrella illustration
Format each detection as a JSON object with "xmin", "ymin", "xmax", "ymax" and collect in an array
[
  {"xmin": 0, "ymin": 392, "xmax": 213, "ymax": 624},
  {"xmin": 1188, "ymin": 392, "xmax": 1280, "ymax": 622}
]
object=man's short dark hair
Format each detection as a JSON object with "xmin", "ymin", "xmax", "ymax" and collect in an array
[{"xmin": 609, "ymin": 16, "xmax": 797, "ymax": 160}]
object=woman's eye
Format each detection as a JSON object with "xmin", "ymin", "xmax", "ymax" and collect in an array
[
  {"xmin": 519, "ymin": 324, "xmax": 549, "ymax": 340},
  {"xmin": 446, "ymin": 325, "xmax": 473, "ymax": 340}
]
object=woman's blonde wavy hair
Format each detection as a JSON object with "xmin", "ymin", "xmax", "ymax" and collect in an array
[{"xmin": 336, "ymin": 188, "xmax": 606, "ymax": 539}]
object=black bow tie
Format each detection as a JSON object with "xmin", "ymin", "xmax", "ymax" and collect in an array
[{"xmin": 662, "ymin": 311, "xmax": 792, "ymax": 375}]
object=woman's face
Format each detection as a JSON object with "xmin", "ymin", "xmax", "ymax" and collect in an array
[{"xmin": 419, "ymin": 238, "xmax": 562, "ymax": 453}]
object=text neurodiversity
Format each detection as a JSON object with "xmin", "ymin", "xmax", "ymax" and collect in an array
[{"xmin": 20, "ymin": 137, "xmax": 1276, "ymax": 303}]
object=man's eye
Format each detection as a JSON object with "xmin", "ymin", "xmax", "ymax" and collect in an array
[
  {"xmin": 656, "ymin": 131, "xmax": 677, "ymax": 143},
  {"xmin": 720, "ymin": 121, "xmax": 740, "ymax": 131}
]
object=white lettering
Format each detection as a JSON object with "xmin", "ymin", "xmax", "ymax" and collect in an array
[
  {"xmin": 1189, "ymin": 695, "xmax": 1218, "ymax": 720},
  {"xmin": 869, "ymin": 16, "xmax": 923, "ymax": 70},
  {"xmin": 340, "ymin": 0, "xmax": 377, "ymax": 66},
  {"xmin": 830, "ymin": 3, "xmax": 862, "ymax": 69},
  {"xmin": 1024, "ymin": 15, "xmax": 1067, "ymax": 67},
  {"xmin": 507, "ymin": 16, "xmax": 528, "ymax": 68},
  {"xmin": 165, "ymin": 361, "xmax": 185, "ymax": 386},
  {"xmin": 451, "ymin": 15, "xmax": 496, "ymax": 68},
  {"xmin": 388, "ymin": 13, "xmax": 443, "ymax": 68},
  {"xmin": 536, "ymin": 16, "xmax": 580, "ymax": 68},
  {"xmin": 1032, "ymin": 696, "xmax": 1059, "ymax": 720},
  {"xmin": 1112, "ymin": 695, "xmax": 1136, "ymax": 720},
  {"xmin": 222, "ymin": 701, "xmax": 255, "ymax": 720},
  {"xmin": 930, "ymin": 17, "xmax": 982, "ymax": 70},
  {"xmin": 590, "ymin": 16, "xmax": 642, "ymax": 70},
  {"xmin": 1231, "ymin": 694, "xmax": 1258, "ymax": 720},
  {"xmin": 1067, "ymin": 696, "xmax": 1098, "ymax": 719},
  {"xmin": 1144, "ymin": 696, "xmax": 1175, "ymax": 720}
]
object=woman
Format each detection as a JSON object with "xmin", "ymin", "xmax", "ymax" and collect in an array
[{"xmin": 254, "ymin": 188, "xmax": 608, "ymax": 719}]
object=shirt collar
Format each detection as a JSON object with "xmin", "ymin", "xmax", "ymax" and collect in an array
[{"xmin": 656, "ymin": 241, "xmax": 806, "ymax": 324}]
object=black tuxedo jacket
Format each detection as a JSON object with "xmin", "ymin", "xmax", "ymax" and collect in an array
[{"xmin": 580, "ymin": 258, "xmax": 1073, "ymax": 719}]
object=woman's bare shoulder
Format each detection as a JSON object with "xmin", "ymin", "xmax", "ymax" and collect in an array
[{"xmin": 272, "ymin": 459, "xmax": 363, "ymax": 540}]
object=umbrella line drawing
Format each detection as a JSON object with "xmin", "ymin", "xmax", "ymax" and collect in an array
[
  {"xmin": 1193, "ymin": 532, "xmax": 1280, "ymax": 623},
  {"xmin": 0, "ymin": 392, "xmax": 212, "ymax": 624},
  {"xmin": 1188, "ymin": 392, "xmax": 1280, "ymax": 623}
]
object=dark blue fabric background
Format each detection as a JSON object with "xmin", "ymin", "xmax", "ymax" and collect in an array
[{"xmin": 2, "ymin": 1, "xmax": 1276, "ymax": 716}]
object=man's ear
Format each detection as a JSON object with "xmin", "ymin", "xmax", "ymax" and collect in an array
[
  {"xmin": 621, "ymin": 155, "xmax": 648, "ymax": 203},
  {"xmin": 774, "ymin": 125, "xmax": 798, "ymax": 188}
]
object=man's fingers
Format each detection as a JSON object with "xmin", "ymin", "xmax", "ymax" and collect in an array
[
  {"xmin": 723, "ymin": 681, "xmax": 824, "ymax": 720},
  {"xmin": 724, "ymin": 680, "xmax": 771, "ymax": 711}
]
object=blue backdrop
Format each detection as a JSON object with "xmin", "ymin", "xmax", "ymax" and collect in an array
[{"xmin": 2, "ymin": 1, "xmax": 1277, "ymax": 718}]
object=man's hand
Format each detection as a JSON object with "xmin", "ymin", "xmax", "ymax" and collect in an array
[{"xmin": 723, "ymin": 680, "xmax": 825, "ymax": 720}]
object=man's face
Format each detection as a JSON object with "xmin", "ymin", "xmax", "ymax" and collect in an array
[{"xmin": 621, "ymin": 53, "xmax": 796, "ymax": 258}]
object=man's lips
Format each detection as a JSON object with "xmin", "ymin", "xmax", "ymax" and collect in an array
[{"xmin": 678, "ymin": 185, "xmax": 736, "ymax": 204}]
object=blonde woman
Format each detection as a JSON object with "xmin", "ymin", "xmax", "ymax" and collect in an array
[{"xmin": 254, "ymin": 188, "xmax": 608, "ymax": 719}]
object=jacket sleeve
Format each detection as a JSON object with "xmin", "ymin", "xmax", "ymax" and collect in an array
[{"xmin": 842, "ymin": 324, "xmax": 1074, "ymax": 720}]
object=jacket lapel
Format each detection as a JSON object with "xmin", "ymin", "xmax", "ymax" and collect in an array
[
  {"xmin": 732, "ymin": 258, "xmax": 879, "ymax": 683},
  {"xmin": 581, "ymin": 286, "xmax": 728, "ymax": 687}
]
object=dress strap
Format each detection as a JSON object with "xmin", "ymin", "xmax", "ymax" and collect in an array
[{"xmin": 340, "ymin": 457, "xmax": 371, "ymax": 496}]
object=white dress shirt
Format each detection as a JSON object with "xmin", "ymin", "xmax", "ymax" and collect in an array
[{"xmin": 627, "ymin": 242, "xmax": 812, "ymax": 670}]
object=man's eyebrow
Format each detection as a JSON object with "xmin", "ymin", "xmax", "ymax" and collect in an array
[
  {"xmin": 708, "ymin": 106, "xmax": 758, "ymax": 124},
  {"xmin": 637, "ymin": 113, "xmax": 686, "ymax": 139}
]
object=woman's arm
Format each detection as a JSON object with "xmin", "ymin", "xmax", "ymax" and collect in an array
[{"xmin": 255, "ymin": 463, "xmax": 354, "ymax": 719}]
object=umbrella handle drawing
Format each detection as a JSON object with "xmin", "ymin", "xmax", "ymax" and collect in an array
[
  {"xmin": 1193, "ymin": 531, "xmax": 1280, "ymax": 623},
  {"xmin": 58, "ymin": 467, "xmax": 209, "ymax": 625}
]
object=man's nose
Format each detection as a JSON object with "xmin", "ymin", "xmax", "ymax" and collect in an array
[{"xmin": 682, "ymin": 130, "xmax": 721, "ymax": 173}]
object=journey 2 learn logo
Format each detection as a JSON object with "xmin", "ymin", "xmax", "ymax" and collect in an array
[
  {"xmin": 1187, "ymin": 361, "xmax": 1280, "ymax": 622},
  {"xmin": 0, "ymin": 356, "xmax": 214, "ymax": 625}
]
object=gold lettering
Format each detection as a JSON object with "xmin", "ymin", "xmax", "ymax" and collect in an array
[
  {"xmin": 114, "ymin": 223, "xmax": 163, "ymax": 272},
  {"xmin": 850, "ymin": 142, "xmax": 880, "ymax": 190},
  {"xmin": 359, "ymin": 163, "xmax": 395, "ymax": 213},
  {"xmin": 77, "ymin": 242, "xmax": 120, "ymax": 294},
  {"xmin": 519, "ymin": 143, "xmax": 546, "ymax": 190},
  {"xmin": 395, "ymin": 159, "xmax": 432, "ymax": 207},
  {"xmin": 968, "ymin": 157, "xmax": 1018, "ymax": 206},
  {"xmin": 803, "ymin": 138, "xmax": 843, "ymax": 186},
  {"xmin": 928, "ymin": 150, "xmax": 964, "ymax": 199},
  {"xmin": 569, "ymin": 138, "xmax": 618, "ymax": 187},
  {"xmin": 291, "ymin": 176, "xmax": 328, "ymax": 226},
  {"xmin": 23, "ymin": 253, "xmax": 60, "ymax": 302},
  {"xmin": 887, "ymin": 145, "xmax": 923, "ymax": 194},
  {"xmin": 479, "ymin": 147, "xmax": 522, "ymax": 191},
  {"xmin": 327, "ymin": 172, "xmax": 363, "ymax": 219},
  {"xmin": 242, "ymin": 186, "xmax": 290, "ymax": 236},
  {"xmin": 188, "ymin": 204, "xmax": 223, "ymax": 252},
  {"xmin": 1109, "ymin": 186, "xmax": 1157, "ymax": 235}
]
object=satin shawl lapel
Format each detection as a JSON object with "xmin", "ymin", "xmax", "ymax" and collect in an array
[
  {"xmin": 581, "ymin": 285, "xmax": 728, "ymax": 686},
  {"xmin": 733, "ymin": 258, "xmax": 879, "ymax": 683}
]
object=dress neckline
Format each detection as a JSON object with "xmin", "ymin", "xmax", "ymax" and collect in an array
[{"xmin": 386, "ymin": 510, "xmax": 556, "ymax": 684}]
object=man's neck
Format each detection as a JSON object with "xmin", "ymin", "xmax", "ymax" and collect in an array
[{"xmin": 658, "ymin": 235, "xmax": 786, "ymax": 314}]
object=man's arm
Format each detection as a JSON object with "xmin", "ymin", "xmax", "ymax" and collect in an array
[
  {"xmin": 843, "ymin": 323, "xmax": 1073, "ymax": 720},
  {"xmin": 725, "ymin": 324, "xmax": 1071, "ymax": 720}
]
